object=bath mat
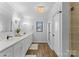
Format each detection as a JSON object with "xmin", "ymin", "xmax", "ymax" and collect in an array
[{"xmin": 29, "ymin": 44, "xmax": 38, "ymax": 50}]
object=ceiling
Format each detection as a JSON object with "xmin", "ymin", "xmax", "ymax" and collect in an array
[{"xmin": 0, "ymin": 2, "xmax": 54, "ymax": 20}]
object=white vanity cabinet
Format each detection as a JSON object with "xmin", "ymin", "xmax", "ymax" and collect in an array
[
  {"xmin": 25, "ymin": 34, "xmax": 32, "ymax": 50},
  {"xmin": 13, "ymin": 34, "xmax": 32, "ymax": 57},
  {"xmin": 0, "ymin": 33, "xmax": 33, "ymax": 57},
  {"xmin": 22, "ymin": 35, "xmax": 32, "ymax": 56},
  {"xmin": 13, "ymin": 41, "xmax": 23, "ymax": 57},
  {"xmin": 13, "ymin": 35, "xmax": 32, "ymax": 57},
  {"xmin": 0, "ymin": 47, "xmax": 13, "ymax": 57}
]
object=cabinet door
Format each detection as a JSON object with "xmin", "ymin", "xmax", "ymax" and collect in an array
[
  {"xmin": 22, "ymin": 35, "xmax": 33, "ymax": 56},
  {"xmin": 0, "ymin": 47, "xmax": 13, "ymax": 57},
  {"xmin": 21, "ymin": 38, "xmax": 28, "ymax": 56},
  {"xmin": 26, "ymin": 35, "xmax": 32, "ymax": 47},
  {"xmin": 13, "ymin": 41, "xmax": 23, "ymax": 57}
]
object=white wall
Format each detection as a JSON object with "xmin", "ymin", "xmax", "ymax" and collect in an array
[{"xmin": 33, "ymin": 16, "xmax": 48, "ymax": 43}]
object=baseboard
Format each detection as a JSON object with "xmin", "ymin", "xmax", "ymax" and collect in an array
[{"xmin": 32, "ymin": 41, "xmax": 47, "ymax": 44}]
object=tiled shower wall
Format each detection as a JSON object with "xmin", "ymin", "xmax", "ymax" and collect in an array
[{"xmin": 71, "ymin": 3, "xmax": 79, "ymax": 56}]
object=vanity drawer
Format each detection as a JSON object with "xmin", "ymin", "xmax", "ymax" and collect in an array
[{"xmin": 0, "ymin": 47, "xmax": 13, "ymax": 57}]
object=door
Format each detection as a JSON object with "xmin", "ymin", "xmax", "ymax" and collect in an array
[
  {"xmin": 53, "ymin": 11, "xmax": 62, "ymax": 56},
  {"xmin": 47, "ymin": 23, "xmax": 50, "ymax": 46},
  {"xmin": 47, "ymin": 22, "xmax": 54, "ymax": 50}
]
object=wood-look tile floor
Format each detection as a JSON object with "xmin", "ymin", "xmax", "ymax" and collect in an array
[{"xmin": 26, "ymin": 43, "xmax": 57, "ymax": 57}]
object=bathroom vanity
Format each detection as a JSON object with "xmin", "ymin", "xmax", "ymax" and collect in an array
[{"xmin": 0, "ymin": 33, "xmax": 33, "ymax": 57}]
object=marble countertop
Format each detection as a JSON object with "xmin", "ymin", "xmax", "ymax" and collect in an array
[{"xmin": 0, "ymin": 33, "xmax": 33, "ymax": 52}]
